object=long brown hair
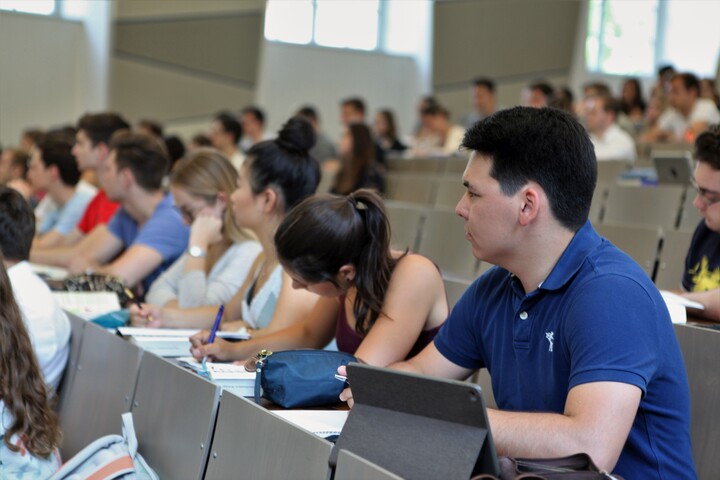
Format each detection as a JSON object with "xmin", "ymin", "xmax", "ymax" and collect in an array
[
  {"xmin": 333, "ymin": 123, "xmax": 376, "ymax": 195},
  {"xmin": 0, "ymin": 254, "xmax": 61, "ymax": 457},
  {"xmin": 275, "ymin": 189, "xmax": 404, "ymax": 335}
]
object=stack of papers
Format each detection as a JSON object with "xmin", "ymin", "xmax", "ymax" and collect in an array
[
  {"xmin": 660, "ymin": 290, "xmax": 704, "ymax": 324},
  {"xmin": 271, "ymin": 410, "xmax": 349, "ymax": 439},
  {"xmin": 178, "ymin": 357, "xmax": 256, "ymax": 397},
  {"xmin": 53, "ymin": 291, "xmax": 121, "ymax": 321},
  {"xmin": 118, "ymin": 327, "xmax": 250, "ymax": 358}
]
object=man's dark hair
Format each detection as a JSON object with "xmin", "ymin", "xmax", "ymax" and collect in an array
[
  {"xmin": 421, "ymin": 104, "xmax": 449, "ymax": 118},
  {"xmin": 694, "ymin": 124, "xmax": 720, "ymax": 170},
  {"xmin": 21, "ymin": 128, "xmax": 44, "ymax": 146},
  {"xmin": 529, "ymin": 81, "xmax": 555, "ymax": 100},
  {"xmin": 672, "ymin": 73, "xmax": 700, "ymax": 95},
  {"xmin": 473, "ymin": 77, "xmax": 496, "ymax": 93},
  {"xmin": 138, "ymin": 119, "xmax": 164, "ymax": 137},
  {"xmin": 35, "ymin": 132, "xmax": 81, "ymax": 186},
  {"xmin": 9, "ymin": 149, "xmax": 29, "ymax": 178},
  {"xmin": 242, "ymin": 106, "xmax": 266, "ymax": 125},
  {"xmin": 215, "ymin": 111, "xmax": 242, "ymax": 143},
  {"xmin": 462, "ymin": 107, "xmax": 597, "ymax": 231},
  {"xmin": 77, "ymin": 112, "xmax": 131, "ymax": 146},
  {"xmin": 0, "ymin": 187, "xmax": 35, "ymax": 261},
  {"xmin": 658, "ymin": 65, "xmax": 676, "ymax": 78},
  {"xmin": 341, "ymin": 97, "xmax": 366, "ymax": 116},
  {"xmin": 297, "ymin": 105, "xmax": 319, "ymax": 123},
  {"xmin": 109, "ymin": 131, "xmax": 169, "ymax": 192}
]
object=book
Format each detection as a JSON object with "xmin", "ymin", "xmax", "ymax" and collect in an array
[
  {"xmin": 117, "ymin": 326, "xmax": 250, "ymax": 340},
  {"xmin": 129, "ymin": 336, "xmax": 193, "ymax": 357},
  {"xmin": 271, "ymin": 410, "xmax": 349, "ymax": 439},
  {"xmin": 53, "ymin": 291, "xmax": 121, "ymax": 321},
  {"xmin": 660, "ymin": 290, "xmax": 705, "ymax": 325},
  {"xmin": 177, "ymin": 357, "xmax": 256, "ymax": 397}
]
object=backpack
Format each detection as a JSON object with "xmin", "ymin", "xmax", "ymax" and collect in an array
[{"xmin": 49, "ymin": 412, "xmax": 158, "ymax": 480}]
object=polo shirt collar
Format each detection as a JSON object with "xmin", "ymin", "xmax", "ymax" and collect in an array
[{"xmin": 538, "ymin": 220, "xmax": 602, "ymax": 292}]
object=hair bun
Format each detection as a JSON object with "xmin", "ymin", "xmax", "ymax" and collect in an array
[{"xmin": 276, "ymin": 117, "xmax": 316, "ymax": 155}]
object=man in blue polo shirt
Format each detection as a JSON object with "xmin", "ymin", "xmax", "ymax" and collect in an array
[{"xmin": 342, "ymin": 107, "xmax": 695, "ymax": 478}]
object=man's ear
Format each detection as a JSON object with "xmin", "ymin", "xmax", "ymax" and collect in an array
[
  {"xmin": 96, "ymin": 142, "xmax": 110, "ymax": 160},
  {"xmin": 518, "ymin": 185, "xmax": 541, "ymax": 226}
]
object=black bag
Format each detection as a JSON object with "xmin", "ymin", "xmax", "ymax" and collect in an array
[
  {"xmin": 50, "ymin": 273, "xmax": 130, "ymax": 307},
  {"xmin": 250, "ymin": 349, "xmax": 356, "ymax": 408},
  {"xmin": 472, "ymin": 453, "xmax": 624, "ymax": 480}
]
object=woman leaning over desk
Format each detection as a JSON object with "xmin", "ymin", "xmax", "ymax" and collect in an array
[
  {"xmin": 0, "ymin": 255, "xmax": 62, "ymax": 476},
  {"xmin": 190, "ymin": 188, "xmax": 448, "ymax": 367},
  {"xmin": 144, "ymin": 149, "xmax": 261, "ymax": 308},
  {"xmin": 131, "ymin": 117, "xmax": 321, "ymax": 335}
]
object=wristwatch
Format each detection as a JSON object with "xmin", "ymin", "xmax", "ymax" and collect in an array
[{"xmin": 188, "ymin": 245, "xmax": 207, "ymax": 258}]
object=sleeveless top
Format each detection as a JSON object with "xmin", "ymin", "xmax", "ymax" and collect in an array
[
  {"xmin": 335, "ymin": 295, "xmax": 442, "ymax": 359},
  {"xmin": 241, "ymin": 264, "xmax": 283, "ymax": 330}
]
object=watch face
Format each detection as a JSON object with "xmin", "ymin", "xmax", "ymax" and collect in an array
[{"xmin": 189, "ymin": 246, "xmax": 206, "ymax": 258}]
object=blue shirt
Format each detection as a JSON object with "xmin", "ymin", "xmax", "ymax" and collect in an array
[
  {"xmin": 38, "ymin": 189, "xmax": 95, "ymax": 235},
  {"xmin": 107, "ymin": 194, "xmax": 189, "ymax": 293},
  {"xmin": 435, "ymin": 221, "xmax": 695, "ymax": 479}
]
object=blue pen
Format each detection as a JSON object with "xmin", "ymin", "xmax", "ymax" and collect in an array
[{"xmin": 201, "ymin": 304, "xmax": 225, "ymax": 372}]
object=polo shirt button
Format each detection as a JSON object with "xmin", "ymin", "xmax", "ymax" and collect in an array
[{"xmin": 519, "ymin": 311, "xmax": 528, "ymax": 320}]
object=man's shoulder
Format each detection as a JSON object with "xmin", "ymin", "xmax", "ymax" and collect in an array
[{"xmin": 692, "ymin": 99, "xmax": 720, "ymax": 120}]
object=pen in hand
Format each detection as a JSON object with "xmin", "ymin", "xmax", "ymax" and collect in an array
[
  {"xmin": 125, "ymin": 288, "xmax": 153, "ymax": 324},
  {"xmin": 202, "ymin": 304, "xmax": 225, "ymax": 372}
]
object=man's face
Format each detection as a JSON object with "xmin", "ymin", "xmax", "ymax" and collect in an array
[
  {"xmin": 455, "ymin": 153, "xmax": 521, "ymax": 265},
  {"xmin": 692, "ymin": 161, "xmax": 720, "ymax": 232},
  {"xmin": 527, "ymin": 89, "xmax": 548, "ymax": 108},
  {"xmin": 99, "ymin": 150, "xmax": 122, "ymax": 201},
  {"xmin": 26, "ymin": 147, "xmax": 50, "ymax": 192},
  {"xmin": 473, "ymin": 85, "xmax": 494, "ymax": 113},
  {"xmin": 241, "ymin": 113, "xmax": 260, "ymax": 138},
  {"xmin": 209, "ymin": 120, "xmax": 231, "ymax": 150},
  {"xmin": 668, "ymin": 78, "xmax": 695, "ymax": 112},
  {"xmin": 584, "ymin": 97, "xmax": 611, "ymax": 134},
  {"xmin": 72, "ymin": 129, "xmax": 102, "ymax": 171},
  {"xmin": 340, "ymin": 105, "xmax": 363, "ymax": 126}
]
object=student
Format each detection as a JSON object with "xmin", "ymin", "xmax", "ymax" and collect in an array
[
  {"xmin": 145, "ymin": 149, "xmax": 262, "ymax": 308},
  {"xmin": 30, "ymin": 112, "xmax": 129, "ymax": 266},
  {"xmin": 373, "ymin": 109, "xmax": 407, "ymax": 153},
  {"xmin": 0, "ymin": 253, "xmax": 62, "ymax": 476},
  {"xmin": 0, "ymin": 187, "xmax": 70, "ymax": 390},
  {"xmin": 131, "ymin": 117, "xmax": 321, "ymax": 332},
  {"xmin": 189, "ymin": 189, "xmax": 448, "ymax": 367},
  {"xmin": 682, "ymin": 125, "xmax": 720, "ymax": 294},
  {"xmin": 332, "ymin": 124, "xmax": 384, "ymax": 195},
  {"xmin": 28, "ymin": 132, "xmax": 96, "ymax": 249},
  {"xmin": 68, "ymin": 132, "xmax": 189, "ymax": 293},
  {"xmin": 209, "ymin": 111, "xmax": 244, "ymax": 171},
  {"xmin": 341, "ymin": 107, "xmax": 695, "ymax": 478}
]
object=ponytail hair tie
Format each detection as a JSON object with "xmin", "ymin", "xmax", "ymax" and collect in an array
[{"xmin": 348, "ymin": 194, "xmax": 367, "ymax": 211}]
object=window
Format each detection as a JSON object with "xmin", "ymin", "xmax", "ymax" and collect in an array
[
  {"xmin": 264, "ymin": 0, "xmax": 428, "ymax": 55},
  {"xmin": 0, "ymin": 0, "xmax": 55, "ymax": 15},
  {"xmin": 586, "ymin": 0, "xmax": 720, "ymax": 77}
]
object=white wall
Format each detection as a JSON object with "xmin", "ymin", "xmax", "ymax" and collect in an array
[
  {"xmin": 256, "ymin": 41, "xmax": 425, "ymax": 141},
  {"xmin": 0, "ymin": 11, "xmax": 108, "ymax": 147}
]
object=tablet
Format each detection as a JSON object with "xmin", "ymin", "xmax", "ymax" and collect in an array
[{"xmin": 330, "ymin": 363, "xmax": 500, "ymax": 479}]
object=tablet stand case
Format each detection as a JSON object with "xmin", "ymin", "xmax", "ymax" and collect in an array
[{"xmin": 329, "ymin": 363, "xmax": 500, "ymax": 479}]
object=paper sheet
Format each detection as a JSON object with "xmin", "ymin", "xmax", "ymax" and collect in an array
[
  {"xmin": 53, "ymin": 291, "xmax": 121, "ymax": 320},
  {"xmin": 118, "ymin": 326, "xmax": 250, "ymax": 340},
  {"xmin": 271, "ymin": 410, "xmax": 349, "ymax": 438}
]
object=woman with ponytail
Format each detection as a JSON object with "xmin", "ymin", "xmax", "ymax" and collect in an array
[
  {"xmin": 0, "ymin": 253, "xmax": 62, "ymax": 476},
  {"xmin": 190, "ymin": 188, "xmax": 447, "ymax": 367}
]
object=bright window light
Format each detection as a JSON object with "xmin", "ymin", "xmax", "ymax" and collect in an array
[
  {"xmin": 385, "ymin": 0, "xmax": 428, "ymax": 55},
  {"xmin": 660, "ymin": 0, "xmax": 720, "ymax": 77},
  {"xmin": 264, "ymin": 0, "xmax": 313, "ymax": 45},
  {"xmin": 587, "ymin": 0, "xmax": 658, "ymax": 76},
  {"xmin": 61, "ymin": 0, "xmax": 88, "ymax": 19},
  {"xmin": 0, "ymin": 0, "xmax": 55, "ymax": 15},
  {"xmin": 314, "ymin": 0, "xmax": 378, "ymax": 50}
]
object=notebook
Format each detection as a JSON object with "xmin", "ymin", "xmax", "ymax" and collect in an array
[
  {"xmin": 178, "ymin": 357, "xmax": 256, "ymax": 397},
  {"xmin": 53, "ymin": 291, "xmax": 121, "ymax": 321},
  {"xmin": 271, "ymin": 410, "xmax": 349, "ymax": 439},
  {"xmin": 330, "ymin": 363, "xmax": 500, "ymax": 479},
  {"xmin": 653, "ymin": 150, "xmax": 693, "ymax": 184}
]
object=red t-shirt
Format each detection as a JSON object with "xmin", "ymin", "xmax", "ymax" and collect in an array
[{"xmin": 76, "ymin": 189, "xmax": 120, "ymax": 233}]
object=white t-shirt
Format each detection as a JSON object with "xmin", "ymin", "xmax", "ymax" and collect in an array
[
  {"xmin": 658, "ymin": 98, "xmax": 720, "ymax": 139},
  {"xmin": 8, "ymin": 261, "xmax": 71, "ymax": 390},
  {"xmin": 590, "ymin": 123, "xmax": 637, "ymax": 163},
  {"xmin": 443, "ymin": 125, "xmax": 466, "ymax": 154}
]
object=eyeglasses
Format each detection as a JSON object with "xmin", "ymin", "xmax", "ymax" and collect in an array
[{"xmin": 691, "ymin": 178, "xmax": 720, "ymax": 206}]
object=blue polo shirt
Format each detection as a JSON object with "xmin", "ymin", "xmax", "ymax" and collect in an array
[
  {"xmin": 435, "ymin": 221, "xmax": 695, "ymax": 479},
  {"xmin": 107, "ymin": 194, "xmax": 189, "ymax": 294}
]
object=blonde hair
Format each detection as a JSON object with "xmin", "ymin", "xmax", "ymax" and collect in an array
[{"xmin": 170, "ymin": 148, "xmax": 253, "ymax": 243}]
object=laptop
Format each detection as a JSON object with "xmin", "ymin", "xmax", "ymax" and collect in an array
[
  {"xmin": 652, "ymin": 150, "xmax": 693, "ymax": 184},
  {"xmin": 330, "ymin": 363, "xmax": 500, "ymax": 479}
]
